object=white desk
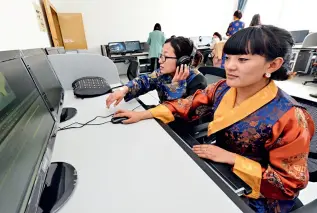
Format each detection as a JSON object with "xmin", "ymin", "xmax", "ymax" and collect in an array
[
  {"xmin": 275, "ymin": 79, "xmax": 317, "ymax": 102},
  {"xmin": 51, "ymin": 91, "xmax": 243, "ymax": 213}
]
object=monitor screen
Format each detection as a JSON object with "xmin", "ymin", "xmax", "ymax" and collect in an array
[
  {"xmin": 108, "ymin": 42, "xmax": 126, "ymax": 54},
  {"xmin": 0, "ymin": 57, "xmax": 55, "ymax": 213},
  {"xmin": 125, "ymin": 41, "xmax": 141, "ymax": 53},
  {"xmin": 21, "ymin": 49, "xmax": 64, "ymax": 120},
  {"xmin": 290, "ymin": 30, "xmax": 309, "ymax": 44}
]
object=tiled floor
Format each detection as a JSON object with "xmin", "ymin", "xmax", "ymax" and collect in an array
[{"xmin": 120, "ymin": 74, "xmax": 317, "ymax": 205}]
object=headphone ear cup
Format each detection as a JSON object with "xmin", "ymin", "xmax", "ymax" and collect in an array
[{"xmin": 176, "ymin": 56, "xmax": 191, "ymax": 67}]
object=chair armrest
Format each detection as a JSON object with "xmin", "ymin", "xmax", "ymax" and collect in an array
[
  {"xmin": 191, "ymin": 122, "xmax": 209, "ymax": 133},
  {"xmin": 291, "ymin": 199, "xmax": 317, "ymax": 213}
]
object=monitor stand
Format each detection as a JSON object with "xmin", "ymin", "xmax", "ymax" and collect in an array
[
  {"xmin": 39, "ymin": 162, "xmax": 77, "ymax": 213},
  {"xmin": 60, "ymin": 107, "xmax": 77, "ymax": 123}
]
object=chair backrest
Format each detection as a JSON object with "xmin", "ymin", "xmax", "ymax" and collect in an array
[
  {"xmin": 302, "ymin": 32, "xmax": 317, "ymax": 48},
  {"xmin": 127, "ymin": 60, "xmax": 139, "ymax": 80},
  {"xmin": 198, "ymin": 66, "xmax": 226, "ymax": 84},
  {"xmin": 48, "ymin": 54, "xmax": 120, "ymax": 90},
  {"xmin": 293, "ymin": 97, "xmax": 317, "ymax": 182}
]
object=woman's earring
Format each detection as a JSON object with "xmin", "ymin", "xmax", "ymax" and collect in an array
[{"xmin": 265, "ymin": 72, "xmax": 271, "ymax": 78}]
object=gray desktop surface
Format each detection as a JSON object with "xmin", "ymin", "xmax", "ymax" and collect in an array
[{"xmin": 51, "ymin": 90, "xmax": 243, "ymax": 213}]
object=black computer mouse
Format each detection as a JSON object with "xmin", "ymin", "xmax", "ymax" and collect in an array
[{"xmin": 111, "ymin": 116, "xmax": 129, "ymax": 124}]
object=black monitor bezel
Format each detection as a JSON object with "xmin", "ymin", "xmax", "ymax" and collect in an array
[
  {"xmin": 108, "ymin": 42, "xmax": 126, "ymax": 54},
  {"xmin": 124, "ymin": 40, "xmax": 141, "ymax": 53},
  {"xmin": 20, "ymin": 49, "xmax": 65, "ymax": 122}
]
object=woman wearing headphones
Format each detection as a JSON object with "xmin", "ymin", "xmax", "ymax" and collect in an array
[
  {"xmin": 113, "ymin": 26, "xmax": 315, "ymax": 212},
  {"xmin": 106, "ymin": 36, "xmax": 207, "ymax": 107}
]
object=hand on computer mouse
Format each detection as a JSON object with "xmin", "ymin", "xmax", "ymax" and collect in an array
[
  {"xmin": 172, "ymin": 64, "xmax": 189, "ymax": 83},
  {"xmin": 106, "ymin": 86, "xmax": 128, "ymax": 108},
  {"xmin": 114, "ymin": 109, "xmax": 152, "ymax": 124}
]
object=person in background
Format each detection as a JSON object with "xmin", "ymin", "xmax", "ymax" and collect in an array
[
  {"xmin": 226, "ymin": 10, "xmax": 245, "ymax": 37},
  {"xmin": 212, "ymin": 41, "xmax": 226, "ymax": 67},
  {"xmin": 210, "ymin": 32, "xmax": 222, "ymax": 49},
  {"xmin": 147, "ymin": 23, "xmax": 166, "ymax": 72},
  {"xmin": 250, "ymin": 14, "xmax": 261, "ymax": 26},
  {"xmin": 223, "ymin": 10, "xmax": 245, "ymax": 68},
  {"xmin": 113, "ymin": 25, "xmax": 315, "ymax": 213},
  {"xmin": 106, "ymin": 36, "xmax": 207, "ymax": 107},
  {"xmin": 192, "ymin": 49, "xmax": 203, "ymax": 67},
  {"xmin": 202, "ymin": 32, "xmax": 222, "ymax": 65}
]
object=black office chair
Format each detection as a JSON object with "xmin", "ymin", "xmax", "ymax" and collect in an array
[
  {"xmin": 198, "ymin": 66, "xmax": 226, "ymax": 84},
  {"xmin": 303, "ymin": 62, "xmax": 317, "ymax": 86},
  {"xmin": 127, "ymin": 60, "xmax": 139, "ymax": 80}
]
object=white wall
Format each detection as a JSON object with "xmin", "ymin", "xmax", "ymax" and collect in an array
[
  {"xmin": 0, "ymin": 0, "xmax": 51, "ymax": 51},
  {"xmin": 244, "ymin": 0, "xmax": 317, "ymax": 32},
  {"xmin": 51, "ymin": 0, "xmax": 237, "ymax": 53}
]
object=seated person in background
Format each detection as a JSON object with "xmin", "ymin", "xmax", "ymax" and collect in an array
[
  {"xmin": 114, "ymin": 25, "xmax": 315, "ymax": 213},
  {"xmin": 106, "ymin": 36, "xmax": 207, "ymax": 107},
  {"xmin": 226, "ymin": 10, "xmax": 245, "ymax": 37},
  {"xmin": 210, "ymin": 32, "xmax": 222, "ymax": 49},
  {"xmin": 203, "ymin": 32, "xmax": 222, "ymax": 65},
  {"xmin": 192, "ymin": 50, "xmax": 203, "ymax": 67},
  {"xmin": 212, "ymin": 41, "xmax": 226, "ymax": 68}
]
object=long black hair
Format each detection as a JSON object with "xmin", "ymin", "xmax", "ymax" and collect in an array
[
  {"xmin": 213, "ymin": 32, "xmax": 222, "ymax": 41},
  {"xmin": 223, "ymin": 25, "xmax": 294, "ymax": 81},
  {"xmin": 164, "ymin": 36, "xmax": 193, "ymax": 59},
  {"xmin": 250, "ymin": 14, "xmax": 261, "ymax": 26},
  {"xmin": 164, "ymin": 36, "xmax": 202, "ymax": 67},
  {"xmin": 154, "ymin": 23, "xmax": 161, "ymax": 31}
]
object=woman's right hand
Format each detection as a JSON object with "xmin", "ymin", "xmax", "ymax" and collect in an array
[
  {"xmin": 172, "ymin": 64, "xmax": 190, "ymax": 82},
  {"xmin": 106, "ymin": 86, "xmax": 128, "ymax": 108},
  {"xmin": 114, "ymin": 109, "xmax": 153, "ymax": 124}
]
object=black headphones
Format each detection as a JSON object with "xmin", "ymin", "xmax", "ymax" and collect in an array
[{"xmin": 176, "ymin": 40, "xmax": 196, "ymax": 67}]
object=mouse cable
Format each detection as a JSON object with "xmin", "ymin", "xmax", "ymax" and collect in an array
[{"xmin": 58, "ymin": 105, "xmax": 141, "ymax": 132}]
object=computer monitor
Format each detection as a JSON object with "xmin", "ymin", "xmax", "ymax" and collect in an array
[
  {"xmin": 0, "ymin": 53, "xmax": 55, "ymax": 213},
  {"xmin": 290, "ymin": 30, "xmax": 309, "ymax": 44},
  {"xmin": 140, "ymin": 42, "xmax": 149, "ymax": 52},
  {"xmin": 44, "ymin": 47, "xmax": 66, "ymax": 55},
  {"xmin": 21, "ymin": 49, "xmax": 64, "ymax": 121},
  {"xmin": 108, "ymin": 42, "xmax": 126, "ymax": 54},
  {"xmin": 125, "ymin": 41, "xmax": 141, "ymax": 53},
  {"xmin": 0, "ymin": 50, "xmax": 21, "ymax": 62}
]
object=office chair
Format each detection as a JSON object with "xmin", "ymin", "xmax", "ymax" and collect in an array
[
  {"xmin": 127, "ymin": 60, "xmax": 139, "ymax": 80},
  {"xmin": 198, "ymin": 66, "xmax": 226, "ymax": 84},
  {"xmin": 303, "ymin": 62, "xmax": 317, "ymax": 85}
]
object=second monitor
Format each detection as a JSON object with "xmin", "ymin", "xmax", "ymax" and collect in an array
[
  {"xmin": 21, "ymin": 49, "xmax": 77, "ymax": 123},
  {"xmin": 125, "ymin": 41, "xmax": 141, "ymax": 53},
  {"xmin": 108, "ymin": 41, "xmax": 142, "ymax": 55}
]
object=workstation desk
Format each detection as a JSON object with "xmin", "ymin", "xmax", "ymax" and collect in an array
[{"xmin": 51, "ymin": 86, "xmax": 252, "ymax": 213}]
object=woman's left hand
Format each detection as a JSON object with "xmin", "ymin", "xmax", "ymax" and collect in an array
[
  {"xmin": 192, "ymin": 144, "xmax": 236, "ymax": 165},
  {"xmin": 172, "ymin": 64, "xmax": 190, "ymax": 82}
]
